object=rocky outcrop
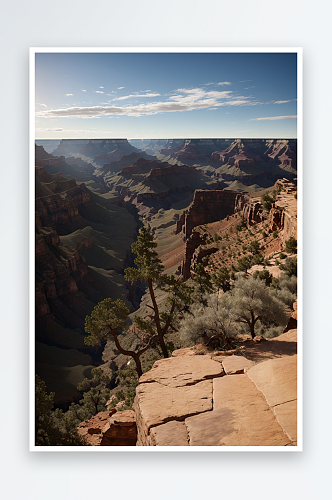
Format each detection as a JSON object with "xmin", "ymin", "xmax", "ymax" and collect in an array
[
  {"xmin": 268, "ymin": 179, "xmax": 297, "ymax": 247},
  {"xmin": 134, "ymin": 330, "xmax": 297, "ymax": 446},
  {"xmin": 80, "ymin": 139, "xmax": 139, "ymax": 161},
  {"xmin": 78, "ymin": 409, "xmax": 137, "ymax": 446},
  {"xmin": 35, "ymin": 182, "xmax": 91, "ymax": 231},
  {"xmin": 121, "ymin": 158, "xmax": 166, "ymax": 176},
  {"xmin": 211, "ymin": 139, "xmax": 261, "ymax": 168},
  {"xmin": 176, "ymin": 189, "xmax": 246, "ymax": 239},
  {"xmin": 180, "ymin": 230, "xmax": 206, "ymax": 280},
  {"xmin": 265, "ymin": 139, "xmax": 297, "ymax": 171},
  {"xmin": 242, "ymin": 199, "xmax": 267, "ymax": 226}
]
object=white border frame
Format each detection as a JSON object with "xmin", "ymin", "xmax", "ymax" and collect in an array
[{"xmin": 29, "ymin": 46, "xmax": 302, "ymax": 452}]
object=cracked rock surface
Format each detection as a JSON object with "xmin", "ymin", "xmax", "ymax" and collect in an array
[{"xmin": 134, "ymin": 329, "xmax": 298, "ymax": 447}]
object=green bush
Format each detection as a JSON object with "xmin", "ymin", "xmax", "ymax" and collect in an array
[{"xmin": 285, "ymin": 237, "xmax": 297, "ymax": 254}]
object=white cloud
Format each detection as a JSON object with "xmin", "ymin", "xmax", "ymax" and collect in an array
[
  {"xmin": 117, "ymin": 86, "xmax": 125, "ymax": 89},
  {"xmin": 113, "ymin": 92, "xmax": 160, "ymax": 101},
  {"xmin": 240, "ymin": 80, "xmax": 252, "ymax": 83},
  {"xmin": 217, "ymin": 82, "xmax": 231, "ymax": 85},
  {"xmin": 36, "ymin": 128, "xmax": 64, "ymax": 132},
  {"xmin": 273, "ymin": 100, "xmax": 291, "ymax": 104},
  {"xmin": 250, "ymin": 115, "xmax": 297, "ymax": 121},
  {"xmin": 36, "ymin": 127, "xmax": 108, "ymax": 133},
  {"xmin": 81, "ymin": 89, "xmax": 87, "ymax": 92},
  {"xmin": 65, "ymin": 93, "xmax": 73, "ymax": 96},
  {"xmin": 94, "ymin": 90, "xmax": 104, "ymax": 94},
  {"xmin": 99, "ymin": 86, "xmax": 104, "ymax": 89},
  {"xmin": 38, "ymin": 86, "xmax": 262, "ymax": 119},
  {"xmin": 36, "ymin": 103, "xmax": 47, "ymax": 107}
]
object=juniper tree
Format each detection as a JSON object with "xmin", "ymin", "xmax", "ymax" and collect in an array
[
  {"xmin": 230, "ymin": 276, "xmax": 288, "ymax": 339},
  {"xmin": 85, "ymin": 298, "xmax": 158, "ymax": 377},
  {"xmin": 125, "ymin": 227, "xmax": 189, "ymax": 358}
]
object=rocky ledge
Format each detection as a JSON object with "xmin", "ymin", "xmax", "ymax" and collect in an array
[
  {"xmin": 78, "ymin": 409, "xmax": 137, "ymax": 446},
  {"xmin": 134, "ymin": 329, "xmax": 297, "ymax": 446}
]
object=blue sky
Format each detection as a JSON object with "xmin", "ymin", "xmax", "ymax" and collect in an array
[{"xmin": 35, "ymin": 52, "xmax": 297, "ymax": 139}]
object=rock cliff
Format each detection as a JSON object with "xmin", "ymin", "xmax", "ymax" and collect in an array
[
  {"xmin": 176, "ymin": 189, "xmax": 245, "ymax": 239},
  {"xmin": 134, "ymin": 330, "xmax": 297, "ymax": 446}
]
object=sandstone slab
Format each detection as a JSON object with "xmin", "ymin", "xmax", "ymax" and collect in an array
[
  {"xmin": 138, "ymin": 355, "xmax": 223, "ymax": 388},
  {"xmin": 135, "ymin": 380, "xmax": 213, "ymax": 445},
  {"xmin": 171, "ymin": 347, "xmax": 196, "ymax": 357},
  {"xmin": 247, "ymin": 354, "xmax": 297, "ymax": 407},
  {"xmin": 222, "ymin": 355, "xmax": 255, "ymax": 375},
  {"xmin": 188, "ymin": 374, "xmax": 291, "ymax": 446},
  {"xmin": 273, "ymin": 400, "xmax": 297, "ymax": 443},
  {"xmin": 149, "ymin": 421, "xmax": 189, "ymax": 446}
]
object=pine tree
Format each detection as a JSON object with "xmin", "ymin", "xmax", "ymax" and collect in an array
[
  {"xmin": 84, "ymin": 298, "xmax": 156, "ymax": 377},
  {"xmin": 125, "ymin": 227, "xmax": 180, "ymax": 358}
]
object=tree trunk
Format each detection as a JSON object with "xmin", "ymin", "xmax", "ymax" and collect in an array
[
  {"xmin": 133, "ymin": 354, "xmax": 143, "ymax": 378},
  {"xmin": 148, "ymin": 278, "xmax": 169, "ymax": 358},
  {"xmin": 250, "ymin": 311, "xmax": 257, "ymax": 339}
]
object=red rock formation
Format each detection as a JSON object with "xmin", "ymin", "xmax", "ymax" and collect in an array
[
  {"xmin": 121, "ymin": 158, "xmax": 167, "ymax": 176},
  {"xmin": 176, "ymin": 189, "xmax": 245, "ymax": 239},
  {"xmin": 78, "ymin": 409, "xmax": 137, "ymax": 446},
  {"xmin": 211, "ymin": 139, "xmax": 261, "ymax": 168},
  {"xmin": 35, "ymin": 185, "xmax": 91, "ymax": 230},
  {"xmin": 242, "ymin": 200, "xmax": 267, "ymax": 226},
  {"xmin": 267, "ymin": 179, "xmax": 297, "ymax": 247},
  {"xmin": 265, "ymin": 140, "xmax": 297, "ymax": 170}
]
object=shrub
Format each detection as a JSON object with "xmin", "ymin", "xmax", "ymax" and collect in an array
[
  {"xmin": 179, "ymin": 294, "xmax": 238, "ymax": 347},
  {"xmin": 231, "ymin": 276, "xmax": 289, "ymax": 338},
  {"xmin": 248, "ymin": 240, "xmax": 260, "ymax": 255},
  {"xmin": 285, "ymin": 236, "xmax": 297, "ymax": 254},
  {"xmin": 279, "ymin": 256, "xmax": 297, "ymax": 277},
  {"xmin": 253, "ymin": 269, "xmax": 273, "ymax": 286},
  {"xmin": 261, "ymin": 190, "xmax": 277, "ymax": 211},
  {"xmin": 273, "ymin": 230, "xmax": 278, "ymax": 238}
]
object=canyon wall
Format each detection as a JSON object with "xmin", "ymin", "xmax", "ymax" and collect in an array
[{"xmin": 176, "ymin": 189, "xmax": 245, "ymax": 239}]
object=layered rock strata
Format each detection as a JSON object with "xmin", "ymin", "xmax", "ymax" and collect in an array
[{"xmin": 176, "ymin": 189, "xmax": 245, "ymax": 239}]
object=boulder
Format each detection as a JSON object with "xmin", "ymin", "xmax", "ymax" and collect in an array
[
  {"xmin": 78, "ymin": 409, "xmax": 137, "ymax": 446},
  {"xmin": 100, "ymin": 410, "xmax": 137, "ymax": 446}
]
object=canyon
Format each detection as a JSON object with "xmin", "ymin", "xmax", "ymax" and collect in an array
[{"xmin": 34, "ymin": 137, "xmax": 298, "ymax": 444}]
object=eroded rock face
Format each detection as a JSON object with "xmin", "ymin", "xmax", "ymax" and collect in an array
[
  {"xmin": 176, "ymin": 189, "xmax": 245, "ymax": 239},
  {"xmin": 78, "ymin": 409, "xmax": 137, "ymax": 446},
  {"xmin": 134, "ymin": 330, "xmax": 298, "ymax": 447}
]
